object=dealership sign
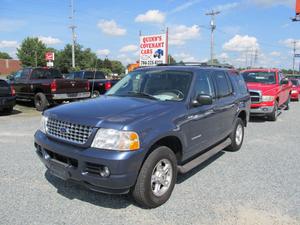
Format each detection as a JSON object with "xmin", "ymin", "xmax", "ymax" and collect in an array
[
  {"xmin": 45, "ymin": 52, "xmax": 55, "ymax": 61},
  {"xmin": 139, "ymin": 33, "xmax": 168, "ymax": 67}
]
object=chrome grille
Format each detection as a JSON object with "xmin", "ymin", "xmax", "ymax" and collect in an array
[
  {"xmin": 249, "ymin": 90, "xmax": 261, "ymax": 103},
  {"xmin": 46, "ymin": 118, "xmax": 93, "ymax": 144}
]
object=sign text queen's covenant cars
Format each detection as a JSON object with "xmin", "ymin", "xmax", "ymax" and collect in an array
[{"xmin": 139, "ymin": 33, "xmax": 168, "ymax": 66}]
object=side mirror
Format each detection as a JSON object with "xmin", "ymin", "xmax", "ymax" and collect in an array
[
  {"xmin": 280, "ymin": 78, "xmax": 289, "ymax": 85},
  {"xmin": 192, "ymin": 94, "xmax": 213, "ymax": 107}
]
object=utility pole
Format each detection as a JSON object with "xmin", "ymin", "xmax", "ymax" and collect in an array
[
  {"xmin": 69, "ymin": 0, "xmax": 76, "ymax": 68},
  {"xmin": 253, "ymin": 49, "xmax": 258, "ymax": 68},
  {"xmin": 292, "ymin": 40, "xmax": 297, "ymax": 76},
  {"xmin": 206, "ymin": 10, "xmax": 220, "ymax": 64}
]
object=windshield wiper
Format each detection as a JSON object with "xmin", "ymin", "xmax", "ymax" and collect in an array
[{"xmin": 127, "ymin": 91, "xmax": 158, "ymax": 100}]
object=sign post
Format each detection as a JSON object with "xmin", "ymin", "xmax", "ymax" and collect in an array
[{"xmin": 139, "ymin": 31, "xmax": 168, "ymax": 67}]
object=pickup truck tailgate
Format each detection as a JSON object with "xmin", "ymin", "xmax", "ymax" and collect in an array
[{"xmin": 55, "ymin": 79, "xmax": 88, "ymax": 94}]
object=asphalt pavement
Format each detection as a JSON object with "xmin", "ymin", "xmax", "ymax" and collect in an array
[{"xmin": 0, "ymin": 102, "xmax": 299, "ymax": 225}]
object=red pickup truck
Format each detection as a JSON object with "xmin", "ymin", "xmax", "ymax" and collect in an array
[{"xmin": 241, "ymin": 69, "xmax": 292, "ymax": 121}]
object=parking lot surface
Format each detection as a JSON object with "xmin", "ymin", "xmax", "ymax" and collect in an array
[{"xmin": 0, "ymin": 102, "xmax": 299, "ymax": 225}]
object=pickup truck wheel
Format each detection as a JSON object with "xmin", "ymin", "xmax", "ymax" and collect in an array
[
  {"xmin": 34, "ymin": 93, "xmax": 49, "ymax": 111},
  {"xmin": 226, "ymin": 118, "xmax": 244, "ymax": 152},
  {"xmin": 132, "ymin": 146, "xmax": 177, "ymax": 208},
  {"xmin": 91, "ymin": 90, "xmax": 100, "ymax": 98},
  {"xmin": 268, "ymin": 101, "xmax": 278, "ymax": 121}
]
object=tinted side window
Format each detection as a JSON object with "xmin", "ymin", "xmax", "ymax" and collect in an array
[
  {"xmin": 232, "ymin": 74, "xmax": 248, "ymax": 95},
  {"xmin": 74, "ymin": 72, "xmax": 83, "ymax": 79},
  {"xmin": 214, "ymin": 71, "xmax": 232, "ymax": 97},
  {"xmin": 20, "ymin": 69, "xmax": 30, "ymax": 80},
  {"xmin": 193, "ymin": 73, "xmax": 215, "ymax": 97}
]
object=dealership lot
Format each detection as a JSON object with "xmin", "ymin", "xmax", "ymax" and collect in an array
[{"xmin": 0, "ymin": 103, "xmax": 299, "ymax": 225}]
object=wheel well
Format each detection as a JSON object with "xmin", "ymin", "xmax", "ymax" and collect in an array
[
  {"xmin": 149, "ymin": 136, "xmax": 183, "ymax": 163},
  {"xmin": 238, "ymin": 110, "xmax": 247, "ymax": 127},
  {"xmin": 276, "ymin": 97, "xmax": 279, "ymax": 103}
]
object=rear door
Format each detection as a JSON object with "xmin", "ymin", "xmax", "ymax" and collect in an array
[
  {"xmin": 212, "ymin": 70, "xmax": 237, "ymax": 139},
  {"xmin": 278, "ymin": 72, "xmax": 290, "ymax": 105}
]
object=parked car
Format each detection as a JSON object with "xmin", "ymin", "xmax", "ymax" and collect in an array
[
  {"xmin": 290, "ymin": 79, "xmax": 300, "ymax": 101},
  {"xmin": 9, "ymin": 68, "xmax": 90, "ymax": 111},
  {"xmin": 241, "ymin": 69, "xmax": 292, "ymax": 121},
  {"xmin": 67, "ymin": 71, "xmax": 119, "ymax": 98},
  {"xmin": 0, "ymin": 79, "xmax": 16, "ymax": 114},
  {"xmin": 34, "ymin": 65, "xmax": 250, "ymax": 208}
]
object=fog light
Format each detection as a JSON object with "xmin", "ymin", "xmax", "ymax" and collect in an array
[{"xmin": 99, "ymin": 166, "xmax": 110, "ymax": 177}]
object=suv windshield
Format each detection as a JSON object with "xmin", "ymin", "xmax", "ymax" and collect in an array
[
  {"xmin": 106, "ymin": 70, "xmax": 193, "ymax": 101},
  {"xmin": 31, "ymin": 69, "xmax": 62, "ymax": 79},
  {"xmin": 242, "ymin": 71, "xmax": 276, "ymax": 84}
]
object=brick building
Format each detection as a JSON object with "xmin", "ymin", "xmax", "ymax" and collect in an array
[{"xmin": 0, "ymin": 59, "xmax": 21, "ymax": 75}]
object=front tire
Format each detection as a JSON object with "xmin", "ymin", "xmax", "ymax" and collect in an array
[
  {"xmin": 284, "ymin": 95, "xmax": 290, "ymax": 110},
  {"xmin": 226, "ymin": 118, "xmax": 244, "ymax": 152},
  {"xmin": 34, "ymin": 92, "xmax": 49, "ymax": 111},
  {"xmin": 132, "ymin": 146, "xmax": 177, "ymax": 208},
  {"xmin": 268, "ymin": 101, "xmax": 278, "ymax": 121}
]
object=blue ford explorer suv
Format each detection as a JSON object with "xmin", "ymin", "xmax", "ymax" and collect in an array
[{"xmin": 34, "ymin": 64, "xmax": 250, "ymax": 208}]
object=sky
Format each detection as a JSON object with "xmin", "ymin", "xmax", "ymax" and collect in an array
[{"xmin": 0, "ymin": 0, "xmax": 300, "ymax": 69}]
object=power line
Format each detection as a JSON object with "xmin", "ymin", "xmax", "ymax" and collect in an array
[
  {"xmin": 69, "ymin": 0, "xmax": 76, "ymax": 68},
  {"xmin": 205, "ymin": 10, "xmax": 220, "ymax": 63}
]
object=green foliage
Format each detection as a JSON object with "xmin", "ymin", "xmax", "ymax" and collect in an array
[
  {"xmin": 110, "ymin": 60, "xmax": 125, "ymax": 74},
  {"xmin": 0, "ymin": 51, "xmax": 12, "ymax": 59},
  {"xmin": 16, "ymin": 37, "xmax": 125, "ymax": 76},
  {"xmin": 99, "ymin": 68, "xmax": 112, "ymax": 76},
  {"xmin": 17, "ymin": 37, "xmax": 47, "ymax": 67}
]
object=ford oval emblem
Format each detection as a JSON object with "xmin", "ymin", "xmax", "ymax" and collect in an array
[{"xmin": 60, "ymin": 127, "xmax": 68, "ymax": 134}]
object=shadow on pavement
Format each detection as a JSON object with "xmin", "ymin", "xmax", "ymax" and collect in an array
[
  {"xmin": 44, "ymin": 170, "xmax": 133, "ymax": 209},
  {"xmin": 177, "ymin": 151, "xmax": 225, "ymax": 184}
]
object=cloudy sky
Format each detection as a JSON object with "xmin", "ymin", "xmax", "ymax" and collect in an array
[{"xmin": 0, "ymin": 0, "xmax": 299, "ymax": 68}]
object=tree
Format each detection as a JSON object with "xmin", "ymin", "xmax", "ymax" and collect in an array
[
  {"xmin": 110, "ymin": 60, "xmax": 125, "ymax": 75},
  {"xmin": 17, "ymin": 37, "xmax": 47, "ymax": 67},
  {"xmin": 0, "ymin": 51, "xmax": 12, "ymax": 59},
  {"xmin": 55, "ymin": 44, "xmax": 97, "ymax": 73}
]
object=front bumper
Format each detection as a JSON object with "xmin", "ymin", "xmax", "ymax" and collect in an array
[
  {"xmin": 34, "ymin": 130, "xmax": 144, "ymax": 194},
  {"xmin": 0, "ymin": 96, "xmax": 16, "ymax": 110},
  {"xmin": 52, "ymin": 92, "xmax": 90, "ymax": 100},
  {"xmin": 250, "ymin": 102, "xmax": 274, "ymax": 115}
]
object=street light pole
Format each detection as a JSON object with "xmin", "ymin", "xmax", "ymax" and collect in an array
[{"xmin": 69, "ymin": 0, "xmax": 76, "ymax": 68}]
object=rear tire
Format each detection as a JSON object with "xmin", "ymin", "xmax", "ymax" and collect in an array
[
  {"xmin": 132, "ymin": 146, "xmax": 177, "ymax": 208},
  {"xmin": 91, "ymin": 90, "xmax": 100, "ymax": 98},
  {"xmin": 34, "ymin": 92, "xmax": 49, "ymax": 111},
  {"xmin": 226, "ymin": 118, "xmax": 244, "ymax": 152},
  {"xmin": 284, "ymin": 95, "xmax": 290, "ymax": 110}
]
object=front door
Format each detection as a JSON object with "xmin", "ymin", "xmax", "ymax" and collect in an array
[{"xmin": 186, "ymin": 71, "xmax": 219, "ymax": 159}]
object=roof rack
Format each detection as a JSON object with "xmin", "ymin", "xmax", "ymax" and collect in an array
[{"xmin": 156, "ymin": 62, "xmax": 234, "ymax": 69}]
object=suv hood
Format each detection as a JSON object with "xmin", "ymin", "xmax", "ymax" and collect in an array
[
  {"xmin": 246, "ymin": 82, "xmax": 278, "ymax": 95},
  {"xmin": 44, "ymin": 96, "xmax": 174, "ymax": 129}
]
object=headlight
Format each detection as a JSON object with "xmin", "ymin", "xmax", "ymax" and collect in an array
[
  {"xmin": 262, "ymin": 95, "xmax": 274, "ymax": 102},
  {"xmin": 291, "ymin": 90, "xmax": 298, "ymax": 94},
  {"xmin": 91, "ymin": 128, "xmax": 140, "ymax": 151},
  {"xmin": 40, "ymin": 116, "xmax": 48, "ymax": 133}
]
